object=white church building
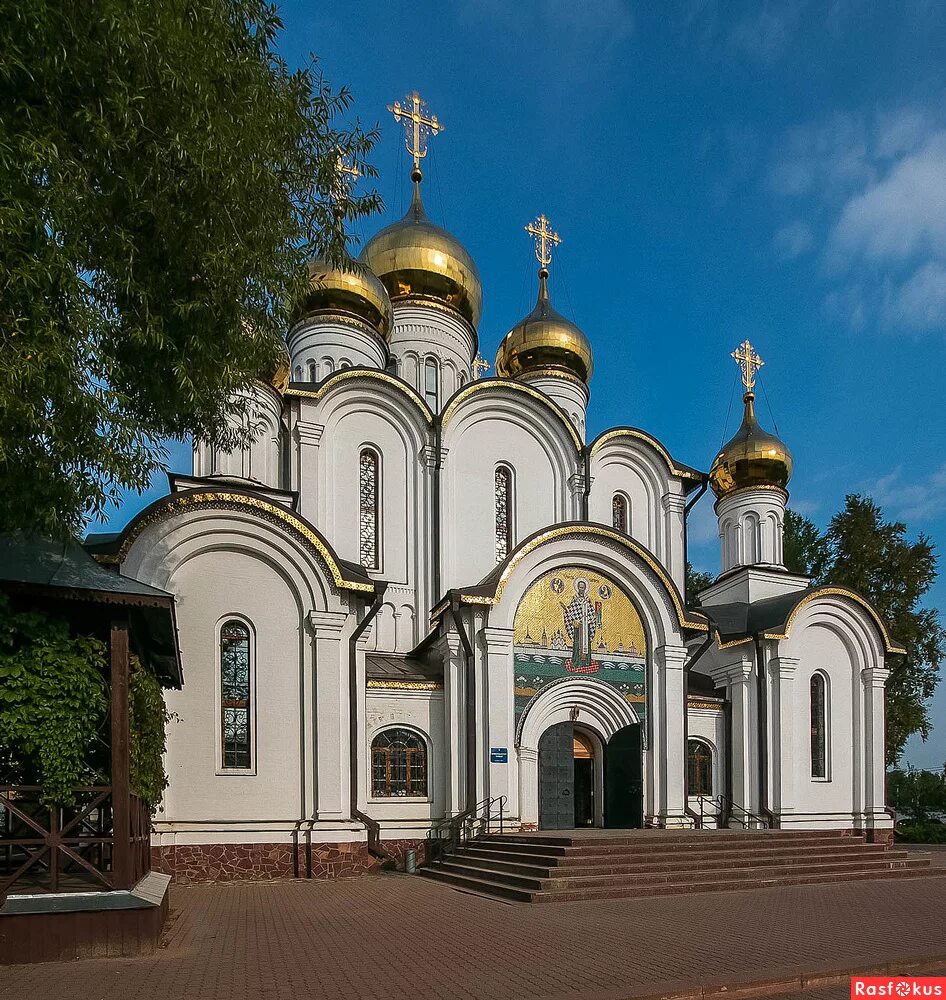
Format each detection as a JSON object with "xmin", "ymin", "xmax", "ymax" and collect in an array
[{"xmin": 88, "ymin": 93, "xmax": 903, "ymax": 882}]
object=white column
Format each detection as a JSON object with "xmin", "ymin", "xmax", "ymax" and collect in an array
[
  {"xmin": 295, "ymin": 420, "xmax": 323, "ymax": 523},
  {"xmin": 567, "ymin": 472, "xmax": 587, "ymax": 522},
  {"xmin": 517, "ymin": 746, "xmax": 539, "ymax": 831},
  {"xmin": 437, "ymin": 632, "xmax": 466, "ymax": 818},
  {"xmin": 863, "ymin": 666, "xmax": 891, "ymax": 834},
  {"xmin": 308, "ymin": 610, "xmax": 351, "ymax": 820},
  {"xmin": 655, "ymin": 644, "xmax": 688, "ymax": 827},
  {"xmin": 769, "ymin": 654, "xmax": 798, "ymax": 820},
  {"xmin": 718, "ymin": 655, "xmax": 756, "ymax": 816},
  {"xmin": 661, "ymin": 492, "xmax": 687, "ymax": 594},
  {"xmin": 481, "ymin": 626, "xmax": 515, "ymax": 821},
  {"xmin": 715, "ymin": 487, "xmax": 787, "ymax": 573}
]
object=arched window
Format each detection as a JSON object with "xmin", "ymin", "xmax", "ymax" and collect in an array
[
  {"xmin": 424, "ymin": 357, "xmax": 439, "ymax": 411},
  {"xmin": 495, "ymin": 465, "xmax": 513, "ymax": 562},
  {"xmin": 293, "ymin": 365, "xmax": 303, "ymax": 382},
  {"xmin": 307, "ymin": 360, "xmax": 317, "ymax": 382},
  {"xmin": 371, "ymin": 728, "xmax": 428, "ymax": 797},
  {"xmin": 458, "ymin": 370, "xmax": 467, "ymax": 388},
  {"xmin": 810, "ymin": 673, "xmax": 828, "ymax": 778},
  {"xmin": 687, "ymin": 739, "xmax": 713, "ymax": 796},
  {"xmin": 612, "ymin": 493, "xmax": 629, "ymax": 534},
  {"xmin": 359, "ymin": 448, "xmax": 380, "ymax": 570},
  {"xmin": 322, "ymin": 357, "xmax": 335, "ymax": 376},
  {"xmin": 220, "ymin": 620, "xmax": 252, "ymax": 769}
]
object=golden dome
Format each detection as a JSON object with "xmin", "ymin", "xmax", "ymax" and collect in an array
[
  {"xmin": 495, "ymin": 269, "xmax": 593, "ymax": 384},
  {"xmin": 298, "ymin": 258, "xmax": 392, "ymax": 339},
  {"xmin": 361, "ymin": 172, "xmax": 482, "ymax": 328},
  {"xmin": 709, "ymin": 393, "xmax": 793, "ymax": 498}
]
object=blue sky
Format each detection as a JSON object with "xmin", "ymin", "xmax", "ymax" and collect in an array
[{"xmin": 101, "ymin": 0, "xmax": 946, "ymax": 768}]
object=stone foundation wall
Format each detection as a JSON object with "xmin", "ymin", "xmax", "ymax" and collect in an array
[{"xmin": 152, "ymin": 839, "xmax": 428, "ymax": 884}]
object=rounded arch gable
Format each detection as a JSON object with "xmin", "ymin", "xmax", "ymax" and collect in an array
[{"xmin": 517, "ymin": 676, "xmax": 638, "ymax": 749}]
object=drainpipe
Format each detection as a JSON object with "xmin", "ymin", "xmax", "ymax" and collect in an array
[
  {"xmin": 349, "ymin": 583, "xmax": 388, "ymax": 818},
  {"xmin": 431, "ymin": 416, "xmax": 443, "ymax": 605},
  {"xmin": 753, "ymin": 633, "xmax": 777, "ymax": 828},
  {"xmin": 682, "ymin": 479, "xmax": 709, "ymax": 598},
  {"xmin": 448, "ymin": 596, "xmax": 477, "ymax": 812}
]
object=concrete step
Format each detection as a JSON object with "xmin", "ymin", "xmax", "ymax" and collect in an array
[
  {"xmin": 486, "ymin": 829, "xmax": 860, "ymax": 848},
  {"xmin": 444, "ymin": 848, "xmax": 915, "ymax": 880}
]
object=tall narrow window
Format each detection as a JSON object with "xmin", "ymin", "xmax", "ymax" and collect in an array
[
  {"xmin": 220, "ymin": 621, "xmax": 251, "ymax": 769},
  {"xmin": 307, "ymin": 360, "xmax": 317, "ymax": 382},
  {"xmin": 359, "ymin": 448, "xmax": 380, "ymax": 570},
  {"xmin": 612, "ymin": 493, "xmax": 629, "ymax": 533},
  {"xmin": 495, "ymin": 465, "xmax": 513, "ymax": 562},
  {"xmin": 810, "ymin": 673, "xmax": 827, "ymax": 778},
  {"xmin": 687, "ymin": 739, "xmax": 713, "ymax": 796},
  {"xmin": 371, "ymin": 728, "xmax": 428, "ymax": 797},
  {"xmin": 424, "ymin": 357, "xmax": 439, "ymax": 411}
]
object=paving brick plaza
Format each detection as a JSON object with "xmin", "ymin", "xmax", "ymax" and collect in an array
[{"xmin": 5, "ymin": 868, "xmax": 946, "ymax": 1000}]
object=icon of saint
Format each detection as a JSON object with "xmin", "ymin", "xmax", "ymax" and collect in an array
[{"xmin": 560, "ymin": 578, "xmax": 602, "ymax": 673}]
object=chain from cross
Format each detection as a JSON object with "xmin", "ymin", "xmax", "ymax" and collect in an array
[
  {"xmin": 525, "ymin": 214, "xmax": 562, "ymax": 270},
  {"xmin": 732, "ymin": 339, "xmax": 764, "ymax": 392},
  {"xmin": 472, "ymin": 354, "xmax": 491, "ymax": 379},
  {"xmin": 388, "ymin": 91, "xmax": 444, "ymax": 170}
]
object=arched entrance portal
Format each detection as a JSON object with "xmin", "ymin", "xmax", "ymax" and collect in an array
[{"xmin": 537, "ymin": 720, "xmax": 643, "ymax": 830}]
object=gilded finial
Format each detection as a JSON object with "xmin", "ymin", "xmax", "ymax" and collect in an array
[
  {"xmin": 473, "ymin": 353, "xmax": 491, "ymax": 379},
  {"xmin": 525, "ymin": 213, "xmax": 562, "ymax": 274},
  {"xmin": 731, "ymin": 339, "xmax": 764, "ymax": 393},
  {"xmin": 388, "ymin": 90, "xmax": 444, "ymax": 179}
]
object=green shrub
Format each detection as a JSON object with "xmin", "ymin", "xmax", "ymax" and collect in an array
[{"xmin": 895, "ymin": 822, "xmax": 946, "ymax": 844}]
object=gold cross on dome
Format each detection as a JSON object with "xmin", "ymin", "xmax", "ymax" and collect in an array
[
  {"xmin": 525, "ymin": 214, "xmax": 562, "ymax": 270},
  {"xmin": 332, "ymin": 150, "xmax": 362, "ymax": 201},
  {"xmin": 388, "ymin": 91, "xmax": 444, "ymax": 170},
  {"xmin": 473, "ymin": 353, "xmax": 491, "ymax": 379},
  {"xmin": 732, "ymin": 339, "xmax": 764, "ymax": 392}
]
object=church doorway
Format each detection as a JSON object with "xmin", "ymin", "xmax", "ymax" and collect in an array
[{"xmin": 539, "ymin": 722, "xmax": 638, "ymax": 830}]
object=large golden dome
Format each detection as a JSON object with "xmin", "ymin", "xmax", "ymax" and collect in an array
[
  {"xmin": 360, "ymin": 172, "xmax": 482, "ymax": 328},
  {"xmin": 495, "ymin": 269, "xmax": 593, "ymax": 384},
  {"xmin": 710, "ymin": 393, "xmax": 793, "ymax": 498},
  {"xmin": 298, "ymin": 258, "xmax": 392, "ymax": 339}
]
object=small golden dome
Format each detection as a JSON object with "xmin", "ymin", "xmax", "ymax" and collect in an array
[
  {"xmin": 495, "ymin": 270, "xmax": 593, "ymax": 384},
  {"xmin": 361, "ymin": 173, "xmax": 482, "ymax": 328},
  {"xmin": 298, "ymin": 258, "xmax": 392, "ymax": 339},
  {"xmin": 710, "ymin": 393, "xmax": 793, "ymax": 498}
]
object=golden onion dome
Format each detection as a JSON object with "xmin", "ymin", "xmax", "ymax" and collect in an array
[
  {"xmin": 298, "ymin": 258, "xmax": 393, "ymax": 340},
  {"xmin": 709, "ymin": 392, "xmax": 793, "ymax": 498},
  {"xmin": 360, "ymin": 170, "xmax": 482, "ymax": 328},
  {"xmin": 495, "ymin": 269, "xmax": 593, "ymax": 384}
]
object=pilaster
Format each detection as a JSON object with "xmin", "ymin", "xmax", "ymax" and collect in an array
[
  {"xmin": 862, "ymin": 665, "xmax": 890, "ymax": 826},
  {"xmin": 435, "ymin": 631, "xmax": 466, "ymax": 817},
  {"xmin": 480, "ymin": 627, "xmax": 515, "ymax": 819},
  {"xmin": 768, "ymin": 654, "xmax": 799, "ymax": 817},
  {"xmin": 295, "ymin": 420, "xmax": 324, "ymax": 522},
  {"xmin": 655, "ymin": 644, "xmax": 689, "ymax": 826}
]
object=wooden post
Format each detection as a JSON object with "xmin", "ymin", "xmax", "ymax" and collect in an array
[{"xmin": 110, "ymin": 621, "xmax": 132, "ymax": 890}]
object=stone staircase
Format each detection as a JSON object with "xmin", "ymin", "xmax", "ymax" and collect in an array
[{"xmin": 419, "ymin": 829, "xmax": 938, "ymax": 902}]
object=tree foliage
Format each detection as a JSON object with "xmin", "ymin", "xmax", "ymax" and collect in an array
[
  {"xmin": 784, "ymin": 495, "xmax": 945, "ymax": 764},
  {"xmin": 129, "ymin": 656, "xmax": 172, "ymax": 809},
  {"xmin": 685, "ymin": 562, "xmax": 715, "ymax": 607},
  {"xmin": 0, "ymin": 0, "xmax": 381, "ymax": 535},
  {"xmin": 888, "ymin": 765, "xmax": 946, "ymax": 825},
  {"xmin": 0, "ymin": 594, "xmax": 108, "ymax": 803}
]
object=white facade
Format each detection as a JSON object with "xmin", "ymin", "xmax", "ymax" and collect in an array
[{"xmin": 96, "ymin": 201, "xmax": 900, "ymax": 879}]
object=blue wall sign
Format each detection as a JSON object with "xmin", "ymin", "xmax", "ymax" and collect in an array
[{"xmin": 490, "ymin": 747, "xmax": 508, "ymax": 763}]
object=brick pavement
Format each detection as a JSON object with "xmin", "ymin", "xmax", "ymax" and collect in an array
[{"xmin": 4, "ymin": 873, "xmax": 946, "ymax": 1000}]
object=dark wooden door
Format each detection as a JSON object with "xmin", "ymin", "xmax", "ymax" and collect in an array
[
  {"xmin": 604, "ymin": 724, "xmax": 643, "ymax": 828},
  {"xmin": 538, "ymin": 722, "xmax": 574, "ymax": 830}
]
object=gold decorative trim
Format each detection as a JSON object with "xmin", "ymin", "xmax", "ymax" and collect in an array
[
  {"xmin": 762, "ymin": 587, "xmax": 906, "ymax": 655},
  {"xmin": 520, "ymin": 367, "xmax": 588, "ymax": 389},
  {"xmin": 441, "ymin": 379, "xmax": 583, "ymax": 452},
  {"xmin": 713, "ymin": 483, "xmax": 788, "ymax": 512},
  {"xmin": 289, "ymin": 309, "xmax": 388, "ymax": 340},
  {"xmin": 451, "ymin": 525, "xmax": 708, "ymax": 632},
  {"xmin": 366, "ymin": 679, "xmax": 443, "ymax": 691},
  {"xmin": 286, "ymin": 369, "xmax": 432, "ymax": 423},
  {"xmin": 590, "ymin": 429, "xmax": 704, "ymax": 481},
  {"xmin": 112, "ymin": 491, "xmax": 375, "ymax": 593},
  {"xmin": 687, "ymin": 698, "xmax": 724, "ymax": 710},
  {"xmin": 715, "ymin": 632, "xmax": 754, "ymax": 650}
]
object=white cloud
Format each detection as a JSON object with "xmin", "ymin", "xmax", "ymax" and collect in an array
[
  {"xmin": 867, "ymin": 463, "xmax": 946, "ymax": 522},
  {"xmin": 729, "ymin": 1, "xmax": 803, "ymax": 60},
  {"xmin": 882, "ymin": 262, "xmax": 946, "ymax": 331},
  {"xmin": 773, "ymin": 219, "xmax": 814, "ymax": 259}
]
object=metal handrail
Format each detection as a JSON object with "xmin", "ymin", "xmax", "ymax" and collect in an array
[
  {"xmin": 716, "ymin": 794, "xmax": 769, "ymax": 830},
  {"xmin": 425, "ymin": 795, "xmax": 507, "ymax": 863}
]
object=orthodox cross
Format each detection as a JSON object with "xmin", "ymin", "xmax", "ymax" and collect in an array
[
  {"xmin": 732, "ymin": 339, "xmax": 764, "ymax": 392},
  {"xmin": 525, "ymin": 213, "xmax": 562, "ymax": 271},
  {"xmin": 473, "ymin": 353, "xmax": 491, "ymax": 379},
  {"xmin": 332, "ymin": 150, "xmax": 362, "ymax": 202},
  {"xmin": 388, "ymin": 91, "xmax": 444, "ymax": 171}
]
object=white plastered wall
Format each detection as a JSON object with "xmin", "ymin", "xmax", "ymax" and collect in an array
[
  {"xmin": 686, "ymin": 705, "xmax": 727, "ymax": 823},
  {"xmin": 287, "ymin": 315, "xmax": 388, "ymax": 379}
]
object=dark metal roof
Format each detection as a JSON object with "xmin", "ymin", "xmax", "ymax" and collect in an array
[
  {"xmin": 366, "ymin": 653, "xmax": 442, "ymax": 682},
  {"xmin": 0, "ymin": 535, "xmax": 183, "ymax": 688}
]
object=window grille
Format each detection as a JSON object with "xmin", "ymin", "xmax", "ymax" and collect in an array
[
  {"xmin": 495, "ymin": 465, "xmax": 512, "ymax": 562},
  {"xmin": 359, "ymin": 449, "xmax": 379, "ymax": 569},
  {"xmin": 220, "ymin": 621, "xmax": 251, "ymax": 768},
  {"xmin": 810, "ymin": 673, "xmax": 827, "ymax": 778},
  {"xmin": 687, "ymin": 739, "xmax": 713, "ymax": 795},
  {"xmin": 612, "ymin": 494, "xmax": 628, "ymax": 533},
  {"xmin": 371, "ymin": 729, "xmax": 428, "ymax": 797}
]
